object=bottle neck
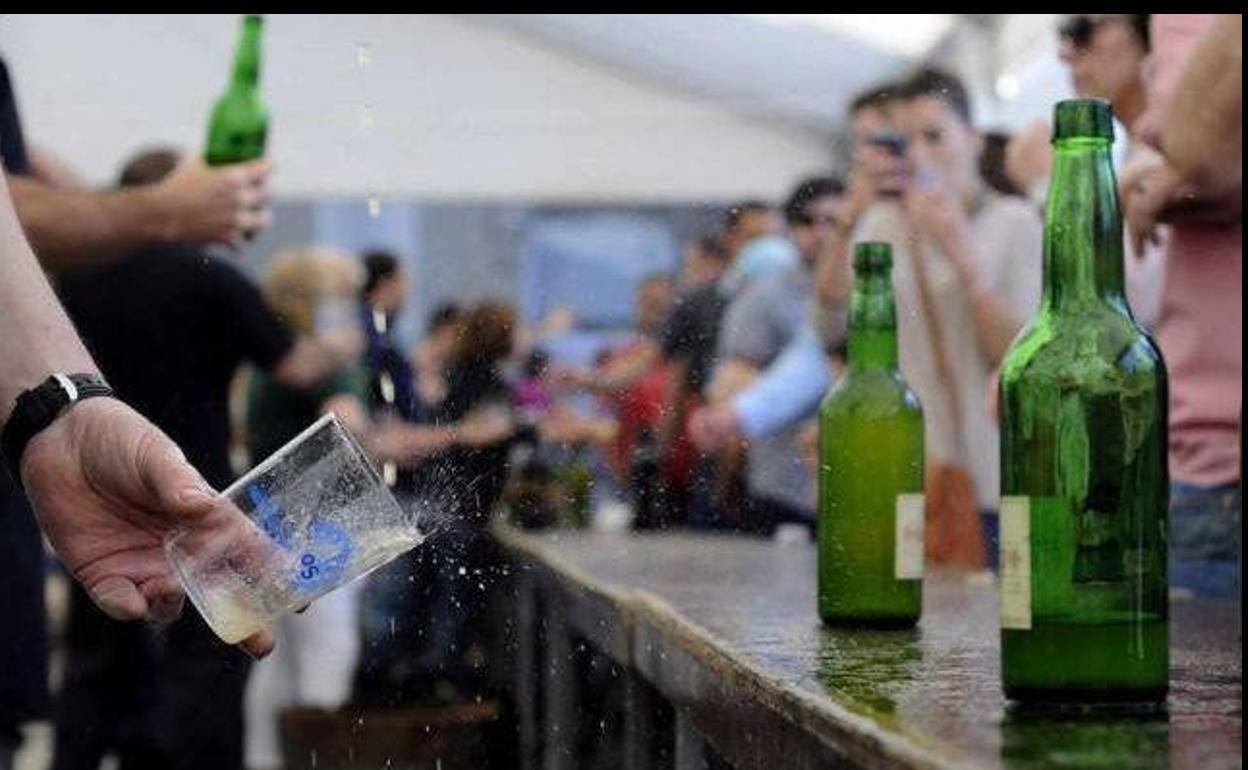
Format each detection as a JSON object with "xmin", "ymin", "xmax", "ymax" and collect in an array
[
  {"xmin": 1041, "ymin": 137, "xmax": 1129, "ymax": 314},
  {"xmin": 229, "ymin": 17, "xmax": 262, "ymax": 90},
  {"xmin": 847, "ymin": 273, "xmax": 898, "ymax": 373}
]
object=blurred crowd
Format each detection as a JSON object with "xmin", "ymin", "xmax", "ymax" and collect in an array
[{"xmin": 0, "ymin": 13, "xmax": 1240, "ymax": 770}]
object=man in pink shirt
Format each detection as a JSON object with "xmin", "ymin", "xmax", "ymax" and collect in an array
[{"xmin": 1125, "ymin": 14, "xmax": 1242, "ymax": 599}]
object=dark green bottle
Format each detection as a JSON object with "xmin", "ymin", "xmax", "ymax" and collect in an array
[
  {"xmin": 999, "ymin": 99, "xmax": 1169, "ymax": 707},
  {"xmin": 205, "ymin": 15, "xmax": 268, "ymax": 166},
  {"xmin": 819, "ymin": 243, "xmax": 924, "ymax": 627}
]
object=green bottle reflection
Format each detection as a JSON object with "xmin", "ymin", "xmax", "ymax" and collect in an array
[
  {"xmin": 998, "ymin": 99, "xmax": 1169, "ymax": 707},
  {"xmin": 819, "ymin": 242, "xmax": 924, "ymax": 627},
  {"xmin": 205, "ymin": 14, "xmax": 268, "ymax": 166}
]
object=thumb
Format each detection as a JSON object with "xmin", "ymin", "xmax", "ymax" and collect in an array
[
  {"xmin": 90, "ymin": 575, "xmax": 148, "ymax": 621},
  {"xmin": 138, "ymin": 435, "xmax": 217, "ymax": 523}
]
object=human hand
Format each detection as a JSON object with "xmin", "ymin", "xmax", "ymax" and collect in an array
[
  {"xmin": 547, "ymin": 366, "xmax": 591, "ymax": 395},
  {"xmin": 20, "ymin": 397, "xmax": 274, "ymax": 657},
  {"xmin": 904, "ymin": 184, "xmax": 972, "ymax": 273},
  {"xmin": 1121, "ymin": 152, "xmax": 1181, "ymax": 259},
  {"xmin": 1005, "ymin": 120, "xmax": 1051, "ymax": 197},
  {"xmin": 688, "ymin": 405, "xmax": 741, "ymax": 453},
  {"xmin": 156, "ymin": 157, "xmax": 273, "ymax": 246},
  {"xmin": 370, "ymin": 423, "xmax": 452, "ymax": 466},
  {"xmin": 797, "ymin": 419, "xmax": 819, "ymax": 476}
]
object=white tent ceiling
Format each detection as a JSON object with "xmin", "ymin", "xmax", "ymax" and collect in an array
[{"xmin": 477, "ymin": 14, "xmax": 951, "ymax": 135}]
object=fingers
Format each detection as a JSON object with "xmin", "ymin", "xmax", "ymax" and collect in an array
[
  {"xmin": 90, "ymin": 575, "xmax": 149, "ymax": 621},
  {"xmin": 136, "ymin": 432, "xmax": 217, "ymax": 523},
  {"xmin": 142, "ymin": 575, "xmax": 187, "ymax": 624},
  {"xmin": 239, "ymin": 628, "xmax": 276, "ymax": 660}
]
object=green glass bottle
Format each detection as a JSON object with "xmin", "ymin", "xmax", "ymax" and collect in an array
[
  {"xmin": 205, "ymin": 14, "xmax": 268, "ymax": 166},
  {"xmin": 819, "ymin": 242, "xmax": 924, "ymax": 627},
  {"xmin": 998, "ymin": 99, "xmax": 1169, "ymax": 708}
]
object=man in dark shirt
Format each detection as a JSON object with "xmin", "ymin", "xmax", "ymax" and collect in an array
[
  {"xmin": 359, "ymin": 250, "xmax": 419, "ymax": 423},
  {"xmin": 53, "ymin": 148, "xmax": 353, "ymax": 770},
  {"xmin": 657, "ymin": 203, "xmax": 779, "ymax": 529}
]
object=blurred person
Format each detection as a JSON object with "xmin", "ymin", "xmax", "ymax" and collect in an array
[
  {"xmin": 411, "ymin": 303, "xmax": 463, "ymax": 411},
  {"xmin": 979, "ymin": 131, "xmax": 1022, "ymax": 198},
  {"xmin": 48, "ymin": 145, "xmax": 359, "ymax": 768},
  {"xmin": 1123, "ymin": 14, "xmax": 1242, "ymax": 599},
  {"xmin": 1008, "ymin": 15, "xmax": 1152, "ymax": 204},
  {"xmin": 663, "ymin": 202, "xmax": 781, "ymax": 406},
  {"xmin": 51, "ymin": 150, "xmax": 362, "ymax": 770},
  {"xmin": 689, "ymin": 86, "xmax": 903, "ymax": 517},
  {"xmin": 656, "ymin": 202, "xmax": 779, "ymax": 529},
  {"xmin": 1009, "ymin": 14, "xmax": 1165, "ymax": 328},
  {"xmin": 2, "ymin": 51, "xmax": 272, "ymax": 767},
  {"xmin": 355, "ymin": 300, "xmax": 519, "ymax": 706},
  {"xmin": 359, "ymin": 250, "xmax": 418, "ymax": 422},
  {"xmin": 699, "ymin": 71, "xmax": 1045, "ymax": 569},
  {"xmin": 697, "ymin": 176, "xmax": 847, "ymax": 537},
  {"xmin": 239, "ymin": 247, "xmax": 373, "ymax": 770},
  {"xmin": 678, "ymin": 233, "xmax": 732, "ymax": 289},
  {"xmin": 561, "ymin": 273, "xmax": 692, "ymax": 521}
]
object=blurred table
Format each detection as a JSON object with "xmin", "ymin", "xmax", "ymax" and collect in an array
[{"xmin": 494, "ymin": 524, "xmax": 1242, "ymax": 770}]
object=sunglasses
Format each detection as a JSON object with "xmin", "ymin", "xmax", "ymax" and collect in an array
[
  {"xmin": 1059, "ymin": 15, "xmax": 1120, "ymax": 51},
  {"xmin": 791, "ymin": 213, "xmax": 842, "ymax": 228}
]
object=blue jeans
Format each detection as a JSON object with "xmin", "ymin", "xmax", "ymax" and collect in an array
[{"xmin": 1170, "ymin": 482, "xmax": 1241, "ymax": 600}]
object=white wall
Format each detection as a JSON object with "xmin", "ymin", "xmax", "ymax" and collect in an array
[{"xmin": 1, "ymin": 14, "xmax": 834, "ymax": 203}]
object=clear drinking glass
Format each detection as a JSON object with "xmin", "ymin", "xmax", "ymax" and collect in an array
[{"xmin": 166, "ymin": 413, "xmax": 423, "ymax": 643}]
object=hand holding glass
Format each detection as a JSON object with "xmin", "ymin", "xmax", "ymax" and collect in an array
[{"xmin": 166, "ymin": 413, "xmax": 423, "ymax": 643}]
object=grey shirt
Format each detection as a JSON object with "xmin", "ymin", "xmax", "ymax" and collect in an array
[{"xmin": 718, "ymin": 264, "xmax": 816, "ymax": 515}]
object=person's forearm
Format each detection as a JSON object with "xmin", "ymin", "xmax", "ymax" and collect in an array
[
  {"xmin": 815, "ymin": 225, "xmax": 855, "ymax": 306},
  {"xmin": 732, "ymin": 327, "xmax": 830, "ymax": 439},
  {"xmin": 8, "ymin": 175, "xmax": 176, "ymax": 269},
  {"xmin": 945, "ymin": 239, "xmax": 1024, "ymax": 363},
  {"xmin": 0, "ymin": 176, "xmax": 100, "ymax": 422},
  {"xmin": 455, "ymin": 406, "xmax": 515, "ymax": 447},
  {"xmin": 592, "ymin": 343, "xmax": 658, "ymax": 392},
  {"xmin": 271, "ymin": 338, "xmax": 346, "ymax": 390},
  {"xmin": 1161, "ymin": 14, "xmax": 1243, "ymax": 197},
  {"xmin": 966, "ymin": 287, "xmax": 1025, "ymax": 364}
]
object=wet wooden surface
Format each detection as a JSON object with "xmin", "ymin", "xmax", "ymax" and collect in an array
[{"xmin": 496, "ymin": 525, "xmax": 1242, "ymax": 770}]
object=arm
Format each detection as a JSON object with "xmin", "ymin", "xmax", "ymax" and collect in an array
[
  {"xmin": 731, "ymin": 325, "xmax": 831, "ymax": 439},
  {"xmin": 705, "ymin": 358, "xmax": 760, "ymax": 405},
  {"xmin": 0, "ymin": 175, "xmax": 271, "ymax": 653},
  {"xmin": 269, "ymin": 337, "xmax": 358, "ymax": 391},
  {"xmin": 0, "ymin": 182, "xmax": 97, "ymax": 414},
  {"xmin": 8, "ymin": 158, "xmax": 271, "ymax": 270},
  {"xmin": 1161, "ymin": 14, "xmax": 1242, "ymax": 197},
  {"xmin": 907, "ymin": 191, "xmax": 1027, "ymax": 364},
  {"xmin": 588, "ymin": 341, "xmax": 660, "ymax": 392}
]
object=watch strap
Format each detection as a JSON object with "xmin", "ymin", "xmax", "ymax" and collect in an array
[{"xmin": 2, "ymin": 373, "xmax": 113, "ymax": 486}]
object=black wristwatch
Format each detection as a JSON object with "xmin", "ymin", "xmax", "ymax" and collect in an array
[{"xmin": 2, "ymin": 373, "xmax": 114, "ymax": 486}]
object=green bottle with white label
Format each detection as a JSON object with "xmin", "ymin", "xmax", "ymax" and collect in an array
[
  {"xmin": 998, "ymin": 99, "xmax": 1168, "ymax": 707},
  {"xmin": 818, "ymin": 242, "xmax": 924, "ymax": 627},
  {"xmin": 205, "ymin": 14, "xmax": 268, "ymax": 166}
]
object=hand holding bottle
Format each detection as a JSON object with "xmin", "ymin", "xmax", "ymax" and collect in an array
[{"xmin": 156, "ymin": 157, "xmax": 273, "ymax": 246}]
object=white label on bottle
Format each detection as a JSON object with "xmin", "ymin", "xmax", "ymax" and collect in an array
[
  {"xmin": 999, "ymin": 496, "xmax": 1032, "ymax": 630},
  {"xmin": 895, "ymin": 493, "xmax": 925, "ymax": 580}
]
